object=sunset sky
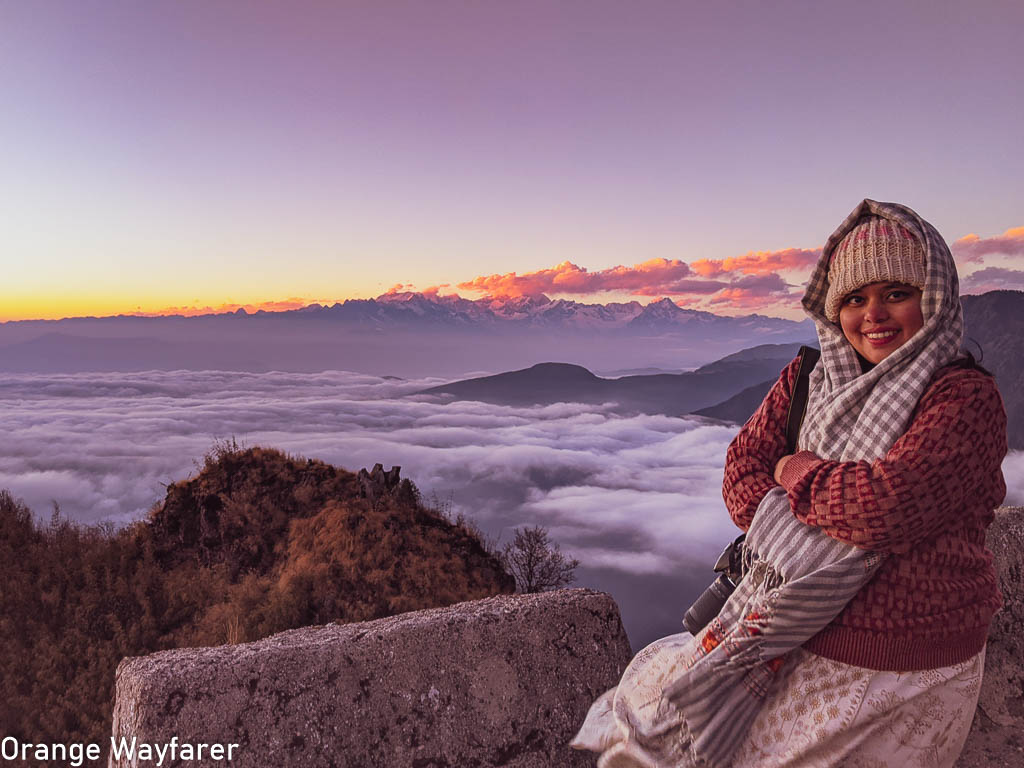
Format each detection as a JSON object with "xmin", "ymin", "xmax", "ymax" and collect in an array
[{"xmin": 2, "ymin": 1, "xmax": 1023, "ymax": 322}]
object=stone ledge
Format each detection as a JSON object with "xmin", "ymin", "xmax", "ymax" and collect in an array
[
  {"xmin": 109, "ymin": 588, "xmax": 631, "ymax": 768},
  {"xmin": 958, "ymin": 505, "xmax": 1024, "ymax": 766},
  {"xmin": 109, "ymin": 507, "xmax": 1024, "ymax": 766}
]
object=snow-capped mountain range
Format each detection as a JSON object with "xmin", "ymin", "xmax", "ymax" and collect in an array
[
  {"xmin": 0, "ymin": 291, "xmax": 815, "ymax": 376},
  {"xmin": 288, "ymin": 291, "xmax": 807, "ymax": 335}
]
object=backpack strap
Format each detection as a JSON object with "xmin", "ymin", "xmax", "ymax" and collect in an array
[
  {"xmin": 785, "ymin": 346, "xmax": 820, "ymax": 454},
  {"xmin": 720, "ymin": 346, "xmax": 820, "ymax": 582}
]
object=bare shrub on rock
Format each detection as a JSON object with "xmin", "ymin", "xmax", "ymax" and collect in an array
[{"xmin": 502, "ymin": 525, "xmax": 580, "ymax": 593}]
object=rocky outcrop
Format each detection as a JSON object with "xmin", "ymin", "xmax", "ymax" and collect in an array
[
  {"xmin": 958, "ymin": 505, "xmax": 1024, "ymax": 766},
  {"xmin": 108, "ymin": 508, "xmax": 1024, "ymax": 766},
  {"xmin": 357, "ymin": 462, "xmax": 415, "ymax": 506},
  {"xmin": 108, "ymin": 588, "xmax": 631, "ymax": 767}
]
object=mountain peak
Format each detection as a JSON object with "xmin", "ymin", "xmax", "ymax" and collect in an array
[
  {"xmin": 526, "ymin": 361, "xmax": 598, "ymax": 377},
  {"xmin": 376, "ymin": 291, "xmax": 434, "ymax": 304}
]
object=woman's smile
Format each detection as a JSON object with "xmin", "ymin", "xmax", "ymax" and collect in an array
[{"xmin": 863, "ymin": 327, "xmax": 900, "ymax": 346}]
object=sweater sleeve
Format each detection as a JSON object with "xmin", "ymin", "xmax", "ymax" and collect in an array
[
  {"xmin": 722, "ymin": 356, "xmax": 801, "ymax": 531},
  {"xmin": 777, "ymin": 369, "xmax": 1008, "ymax": 555}
]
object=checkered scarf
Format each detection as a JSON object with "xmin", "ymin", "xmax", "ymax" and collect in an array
[{"xmin": 655, "ymin": 200, "xmax": 964, "ymax": 768}]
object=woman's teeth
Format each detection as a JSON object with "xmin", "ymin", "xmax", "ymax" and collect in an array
[{"xmin": 865, "ymin": 330, "xmax": 898, "ymax": 340}]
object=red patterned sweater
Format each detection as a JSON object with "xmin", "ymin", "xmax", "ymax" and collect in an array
[{"xmin": 723, "ymin": 355, "xmax": 1007, "ymax": 671}]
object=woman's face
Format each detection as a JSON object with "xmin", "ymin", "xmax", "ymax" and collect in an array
[{"xmin": 838, "ymin": 281, "xmax": 924, "ymax": 365}]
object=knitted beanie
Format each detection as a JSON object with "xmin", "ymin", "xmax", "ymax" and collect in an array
[{"xmin": 824, "ymin": 215, "xmax": 926, "ymax": 322}]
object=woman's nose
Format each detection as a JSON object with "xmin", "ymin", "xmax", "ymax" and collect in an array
[{"xmin": 865, "ymin": 299, "xmax": 890, "ymax": 322}]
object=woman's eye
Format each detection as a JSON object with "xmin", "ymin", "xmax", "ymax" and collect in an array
[
  {"xmin": 887, "ymin": 291, "xmax": 909, "ymax": 301},
  {"xmin": 844, "ymin": 295, "xmax": 863, "ymax": 305}
]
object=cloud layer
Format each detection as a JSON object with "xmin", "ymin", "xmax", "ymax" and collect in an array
[
  {"xmin": 0, "ymin": 369, "xmax": 742, "ymax": 559},
  {"xmin": 4, "ymin": 369, "xmax": 1020, "ymax": 648}
]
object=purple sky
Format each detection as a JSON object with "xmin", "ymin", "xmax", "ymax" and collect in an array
[{"xmin": 2, "ymin": 1, "xmax": 1022, "ymax": 320}]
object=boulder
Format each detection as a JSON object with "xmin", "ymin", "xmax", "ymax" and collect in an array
[
  {"xmin": 958, "ymin": 505, "xmax": 1024, "ymax": 766},
  {"xmin": 108, "ymin": 588, "xmax": 630, "ymax": 767},
  {"xmin": 108, "ymin": 507, "xmax": 1024, "ymax": 766}
]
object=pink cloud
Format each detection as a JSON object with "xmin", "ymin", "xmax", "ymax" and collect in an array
[
  {"xmin": 457, "ymin": 258, "xmax": 698, "ymax": 298},
  {"xmin": 960, "ymin": 266, "xmax": 1024, "ymax": 294},
  {"xmin": 952, "ymin": 226, "xmax": 1024, "ymax": 264},
  {"xmin": 455, "ymin": 256, "xmax": 808, "ymax": 315},
  {"xmin": 690, "ymin": 247, "xmax": 820, "ymax": 278},
  {"xmin": 705, "ymin": 273, "xmax": 802, "ymax": 311}
]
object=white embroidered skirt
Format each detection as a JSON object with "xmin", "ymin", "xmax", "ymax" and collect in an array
[{"xmin": 571, "ymin": 632, "xmax": 984, "ymax": 768}]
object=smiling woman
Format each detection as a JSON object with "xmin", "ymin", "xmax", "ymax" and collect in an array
[{"xmin": 572, "ymin": 200, "xmax": 1009, "ymax": 768}]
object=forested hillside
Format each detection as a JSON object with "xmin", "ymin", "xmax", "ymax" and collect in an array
[{"xmin": 0, "ymin": 445, "xmax": 512, "ymax": 757}]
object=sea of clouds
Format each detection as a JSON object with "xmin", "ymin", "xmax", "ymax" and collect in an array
[{"xmin": 3, "ymin": 369, "xmax": 1022, "ymax": 649}]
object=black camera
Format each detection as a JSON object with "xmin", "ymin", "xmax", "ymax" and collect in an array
[{"xmin": 682, "ymin": 534, "xmax": 745, "ymax": 636}]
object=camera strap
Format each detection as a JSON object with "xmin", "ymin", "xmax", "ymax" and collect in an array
[
  {"xmin": 785, "ymin": 345, "xmax": 821, "ymax": 453},
  {"xmin": 720, "ymin": 345, "xmax": 820, "ymax": 580}
]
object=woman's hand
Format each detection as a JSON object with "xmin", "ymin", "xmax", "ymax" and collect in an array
[{"xmin": 773, "ymin": 455, "xmax": 793, "ymax": 485}]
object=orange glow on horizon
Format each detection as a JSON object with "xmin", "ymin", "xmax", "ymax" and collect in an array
[{"xmin": 0, "ymin": 295, "xmax": 349, "ymax": 323}]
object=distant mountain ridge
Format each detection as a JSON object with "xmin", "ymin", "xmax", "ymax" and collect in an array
[
  {"xmin": 422, "ymin": 290, "xmax": 1024, "ymax": 449},
  {"xmin": 306, "ymin": 291, "xmax": 811, "ymax": 336},
  {"xmin": 695, "ymin": 292, "xmax": 1024, "ymax": 449},
  {"xmin": 1, "ymin": 290, "xmax": 808, "ymax": 336},
  {"xmin": 283, "ymin": 291, "xmax": 803, "ymax": 335},
  {"xmin": 2, "ymin": 292, "xmax": 1014, "ymax": 385},
  {"xmin": 420, "ymin": 343, "xmax": 807, "ymax": 416},
  {"xmin": 961, "ymin": 291, "xmax": 1024, "ymax": 449},
  {"xmin": 0, "ymin": 291, "xmax": 816, "ymax": 376}
]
